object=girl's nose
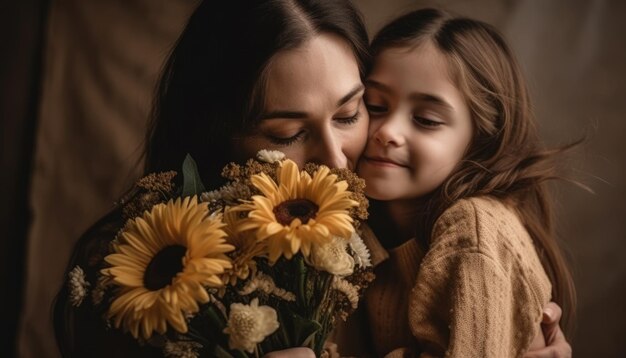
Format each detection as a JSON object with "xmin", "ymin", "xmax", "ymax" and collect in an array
[{"xmin": 372, "ymin": 114, "xmax": 406, "ymax": 147}]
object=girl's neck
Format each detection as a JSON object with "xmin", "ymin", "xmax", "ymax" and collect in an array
[{"xmin": 368, "ymin": 197, "xmax": 430, "ymax": 249}]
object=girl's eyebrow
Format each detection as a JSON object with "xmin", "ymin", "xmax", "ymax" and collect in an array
[
  {"xmin": 409, "ymin": 93, "xmax": 454, "ymax": 111},
  {"xmin": 365, "ymin": 79, "xmax": 394, "ymax": 94},
  {"xmin": 366, "ymin": 79, "xmax": 453, "ymax": 110},
  {"xmin": 260, "ymin": 83, "xmax": 364, "ymax": 121}
]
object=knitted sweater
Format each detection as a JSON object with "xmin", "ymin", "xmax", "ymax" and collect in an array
[{"xmin": 332, "ymin": 196, "xmax": 552, "ymax": 357}]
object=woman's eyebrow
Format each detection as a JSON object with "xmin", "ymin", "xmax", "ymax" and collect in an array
[
  {"xmin": 337, "ymin": 84, "xmax": 365, "ymax": 107},
  {"xmin": 260, "ymin": 110, "xmax": 308, "ymax": 120},
  {"xmin": 260, "ymin": 84, "xmax": 365, "ymax": 121}
]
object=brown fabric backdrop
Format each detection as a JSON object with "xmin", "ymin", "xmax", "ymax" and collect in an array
[{"xmin": 14, "ymin": 0, "xmax": 625, "ymax": 356}]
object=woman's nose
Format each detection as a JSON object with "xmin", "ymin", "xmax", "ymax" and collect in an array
[{"xmin": 310, "ymin": 131, "xmax": 348, "ymax": 169}]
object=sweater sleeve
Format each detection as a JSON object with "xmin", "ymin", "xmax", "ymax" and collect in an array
[{"xmin": 408, "ymin": 198, "xmax": 550, "ymax": 358}]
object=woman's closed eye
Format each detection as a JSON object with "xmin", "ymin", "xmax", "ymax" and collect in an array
[
  {"xmin": 334, "ymin": 110, "xmax": 361, "ymax": 125},
  {"xmin": 266, "ymin": 130, "xmax": 306, "ymax": 146}
]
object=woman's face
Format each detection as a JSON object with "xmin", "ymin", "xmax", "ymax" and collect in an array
[
  {"xmin": 358, "ymin": 42, "xmax": 473, "ymax": 201},
  {"xmin": 234, "ymin": 33, "xmax": 369, "ymax": 170}
]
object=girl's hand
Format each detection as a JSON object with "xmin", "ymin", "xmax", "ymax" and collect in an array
[
  {"xmin": 263, "ymin": 347, "xmax": 316, "ymax": 358},
  {"xmin": 524, "ymin": 302, "xmax": 572, "ymax": 358}
]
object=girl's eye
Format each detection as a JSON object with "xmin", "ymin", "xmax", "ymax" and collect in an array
[
  {"xmin": 365, "ymin": 103, "xmax": 388, "ymax": 114},
  {"xmin": 267, "ymin": 130, "xmax": 305, "ymax": 146},
  {"xmin": 413, "ymin": 116, "xmax": 443, "ymax": 128},
  {"xmin": 335, "ymin": 110, "xmax": 360, "ymax": 125}
]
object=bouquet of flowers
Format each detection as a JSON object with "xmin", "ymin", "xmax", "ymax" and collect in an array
[{"xmin": 66, "ymin": 150, "xmax": 374, "ymax": 357}]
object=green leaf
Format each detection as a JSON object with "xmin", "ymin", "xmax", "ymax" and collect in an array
[
  {"xmin": 289, "ymin": 312, "xmax": 322, "ymax": 348},
  {"xmin": 213, "ymin": 345, "xmax": 235, "ymax": 358},
  {"xmin": 181, "ymin": 154, "xmax": 206, "ymax": 197}
]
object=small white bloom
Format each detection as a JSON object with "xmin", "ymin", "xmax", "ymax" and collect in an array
[
  {"xmin": 223, "ymin": 298, "xmax": 280, "ymax": 353},
  {"xmin": 306, "ymin": 236, "xmax": 355, "ymax": 276},
  {"xmin": 68, "ymin": 265, "xmax": 89, "ymax": 307},
  {"xmin": 348, "ymin": 231, "xmax": 372, "ymax": 268},
  {"xmin": 163, "ymin": 340, "xmax": 202, "ymax": 358},
  {"xmin": 256, "ymin": 149, "xmax": 286, "ymax": 163},
  {"xmin": 200, "ymin": 190, "xmax": 221, "ymax": 202},
  {"xmin": 201, "ymin": 183, "xmax": 252, "ymax": 204},
  {"xmin": 220, "ymin": 182, "xmax": 252, "ymax": 202}
]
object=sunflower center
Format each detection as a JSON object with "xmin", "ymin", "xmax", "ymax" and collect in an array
[
  {"xmin": 144, "ymin": 245, "xmax": 187, "ymax": 291},
  {"xmin": 273, "ymin": 199, "xmax": 319, "ymax": 225}
]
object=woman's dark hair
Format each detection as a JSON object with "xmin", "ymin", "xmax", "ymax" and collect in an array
[
  {"xmin": 54, "ymin": 1, "xmax": 370, "ymax": 355},
  {"xmin": 145, "ymin": 0, "xmax": 370, "ymax": 187},
  {"xmin": 370, "ymin": 8, "xmax": 576, "ymax": 333}
]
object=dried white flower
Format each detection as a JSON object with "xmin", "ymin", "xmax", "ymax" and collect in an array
[
  {"xmin": 68, "ymin": 265, "xmax": 89, "ymax": 307},
  {"xmin": 220, "ymin": 182, "xmax": 252, "ymax": 202},
  {"xmin": 239, "ymin": 272, "xmax": 296, "ymax": 302},
  {"xmin": 256, "ymin": 149, "xmax": 286, "ymax": 163},
  {"xmin": 332, "ymin": 276, "xmax": 359, "ymax": 309},
  {"xmin": 163, "ymin": 340, "xmax": 202, "ymax": 358},
  {"xmin": 348, "ymin": 231, "xmax": 372, "ymax": 268},
  {"xmin": 200, "ymin": 190, "xmax": 221, "ymax": 202},
  {"xmin": 201, "ymin": 183, "xmax": 252, "ymax": 204},
  {"xmin": 223, "ymin": 298, "xmax": 280, "ymax": 353},
  {"xmin": 306, "ymin": 236, "xmax": 355, "ymax": 276}
]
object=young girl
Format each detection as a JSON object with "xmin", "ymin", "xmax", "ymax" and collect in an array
[{"xmin": 353, "ymin": 8, "xmax": 575, "ymax": 357}]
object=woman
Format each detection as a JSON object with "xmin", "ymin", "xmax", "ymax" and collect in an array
[{"xmin": 54, "ymin": 1, "xmax": 570, "ymax": 357}]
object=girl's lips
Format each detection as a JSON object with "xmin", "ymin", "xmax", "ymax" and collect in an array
[{"xmin": 363, "ymin": 156, "xmax": 408, "ymax": 168}]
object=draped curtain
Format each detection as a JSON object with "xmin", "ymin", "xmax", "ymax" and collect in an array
[{"xmin": 7, "ymin": 0, "xmax": 624, "ymax": 356}]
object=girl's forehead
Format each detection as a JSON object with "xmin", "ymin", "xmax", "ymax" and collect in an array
[{"xmin": 368, "ymin": 42, "xmax": 455, "ymax": 94}]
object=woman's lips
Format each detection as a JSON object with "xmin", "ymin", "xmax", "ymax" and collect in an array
[{"xmin": 363, "ymin": 156, "xmax": 408, "ymax": 168}]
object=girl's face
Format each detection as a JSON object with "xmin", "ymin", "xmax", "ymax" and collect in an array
[
  {"xmin": 358, "ymin": 42, "xmax": 473, "ymax": 201},
  {"xmin": 234, "ymin": 33, "xmax": 369, "ymax": 170}
]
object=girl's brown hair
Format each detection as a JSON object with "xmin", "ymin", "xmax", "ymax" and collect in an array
[{"xmin": 371, "ymin": 8, "xmax": 576, "ymax": 333}]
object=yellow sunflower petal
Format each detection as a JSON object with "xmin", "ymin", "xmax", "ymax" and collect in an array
[
  {"xmin": 229, "ymin": 160, "xmax": 357, "ymax": 261},
  {"xmin": 103, "ymin": 196, "xmax": 232, "ymax": 339},
  {"xmin": 251, "ymin": 172, "xmax": 279, "ymax": 197}
]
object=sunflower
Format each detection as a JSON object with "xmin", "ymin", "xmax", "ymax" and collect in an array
[
  {"xmin": 102, "ymin": 196, "xmax": 234, "ymax": 339},
  {"xmin": 235, "ymin": 159, "xmax": 357, "ymax": 262},
  {"xmin": 221, "ymin": 208, "xmax": 267, "ymax": 285}
]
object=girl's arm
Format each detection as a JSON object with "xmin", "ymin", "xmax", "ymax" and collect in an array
[{"xmin": 408, "ymin": 198, "xmax": 553, "ymax": 358}]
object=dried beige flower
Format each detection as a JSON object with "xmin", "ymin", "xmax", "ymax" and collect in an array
[
  {"xmin": 223, "ymin": 298, "xmax": 280, "ymax": 353},
  {"xmin": 348, "ymin": 232, "xmax": 372, "ymax": 268},
  {"xmin": 163, "ymin": 340, "xmax": 202, "ymax": 358},
  {"xmin": 68, "ymin": 265, "xmax": 89, "ymax": 307},
  {"xmin": 306, "ymin": 236, "xmax": 355, "ymax": 276},
  {"xmin": 238, "ymin": 272, "xmax": 296, "ymax": 302}
]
